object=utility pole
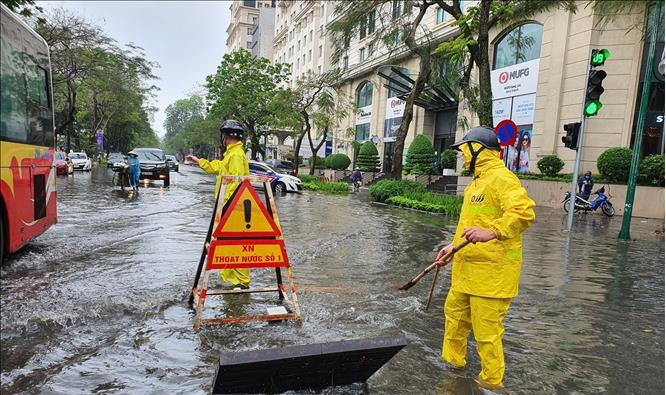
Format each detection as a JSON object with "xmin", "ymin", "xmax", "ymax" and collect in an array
[{"xmin": 619, "ymin": 1, "xmax": 663, "ymax": 240}]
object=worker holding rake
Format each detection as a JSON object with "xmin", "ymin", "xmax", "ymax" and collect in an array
[{"xmin": 435, "ymin": 126, "xmax": 535, "ymax": 390}]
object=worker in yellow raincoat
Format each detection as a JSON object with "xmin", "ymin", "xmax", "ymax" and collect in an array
[
  {"xmin": 187, "ymin": 120, "xmax": 251, "ymax": 289},
  {"xmin": 435, "ymin": 126, "xmax": 535, "ymax": 389}
]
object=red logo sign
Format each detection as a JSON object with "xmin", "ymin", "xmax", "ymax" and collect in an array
[{"xmin": 499, "ymin": 71, "xmax": 509, "ymax": 84}]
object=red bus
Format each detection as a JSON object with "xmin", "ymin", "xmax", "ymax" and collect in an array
[{"xmin": 0, "ymin": 4, "xmax": 57, "ymax": 263}]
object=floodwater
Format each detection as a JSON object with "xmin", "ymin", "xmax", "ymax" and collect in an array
[{"xmin": 1, "ymin": 165, "xmax": 663, "ymax": 395}]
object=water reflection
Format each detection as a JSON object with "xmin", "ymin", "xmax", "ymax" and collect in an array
[{"xmin": 0, "ymin": 165, "xmax": 663, "ymax": 395}]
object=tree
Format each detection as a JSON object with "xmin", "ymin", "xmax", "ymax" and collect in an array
[
  {"xmin": 1, "ymin": 0, "xmax": 44, "ymax": 23},
  {"xmin": 404, "ymin": 134, "xmax": 436, "ymax": 175},
  {"xmin": 163, "ymin": 95, "xmax": 206, "ymax": 155},
  {"xmin": 357, "ymin": 141, "xmax": 380, "ymax": 172},
  {"xmin": 205, "ymin": 50, "xmax": 291, "ymax": 158},
  {"xmin": 33, "ymin": 8, "xmax": 158, "ymax": 153},
  {"xmin": 329, "ymin": 1, "xmax": 577, "ymax": 179}
]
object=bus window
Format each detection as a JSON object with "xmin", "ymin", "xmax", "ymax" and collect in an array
[
  {"xmin": 0, "ymin": 35, "xmax": 28, "ymax": 143},
  {"xmin": 27, "ymin": 64, "xmax": 49, "ymax": 109}
]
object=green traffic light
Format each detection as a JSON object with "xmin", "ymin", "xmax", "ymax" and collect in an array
[
  {"xmin": 591, "ymin": 49, "xmax": 611, "ymax": 67},
  {"xmin": 584, "ymin": 100, "xmax": 603, "ymax": 116}
]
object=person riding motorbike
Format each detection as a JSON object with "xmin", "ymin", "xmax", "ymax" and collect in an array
[
  {"xmin": 577, "ymin": 170, "xmax": 594, "ymax": 201},
  {"xmin": 350, "ymin": 167, "xmax": 362, "ymax": 192}
]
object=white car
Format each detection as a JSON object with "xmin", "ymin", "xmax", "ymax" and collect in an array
[
  {"xmin": 68, "ymin": 152, "xmax": 92, "ymax": 171},
  {"xmin": 249, "ymin": 161, "xmax": 302, "ymax": 193}
]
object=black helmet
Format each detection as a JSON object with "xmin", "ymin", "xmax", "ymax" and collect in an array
[
  {"xmin": 220, "ymin": 119, "xmax": 244, "ymax": 140},
  {"xmin": 585, "ymin": 171, "xmax": 592, "ymax": 177},
  {"xmin": 450, "ymin": 126, "xmax": 501, "ymax": 151}
]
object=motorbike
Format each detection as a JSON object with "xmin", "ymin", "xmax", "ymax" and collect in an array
[
  {"xmin": 351, "ymin": 180, "xmax": 361, "ymax": 193},
  {"xmin": 562, "ymin": 186, "xmax": 615, "ymax": 217}
]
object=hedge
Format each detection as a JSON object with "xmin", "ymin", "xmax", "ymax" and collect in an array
[
  {"xmin": 597, "ymin": 147, "xmax": 632, "ymax": 183},
  {"xmin": 325, "ymin": 153, "xmax": 351, "ymax": 170},
  {"xmin": 357, "ymin": 141, "xmax": 380, "ymax": 172},
  {"xmin": 385, "ymin": 195, "xmax": 463, "ymax": 215},
  {"xmin": 404, "ymin": 135, "xmax": 436, "ymax": 175},
  {"xmin": 639, "ymin": 154, "xmax": 665, "ymax": 186},
  {"xmin": 301, "ymin": 181, "xmax": 350, "ymax": 194},
  {"xmin": 537, "ymin": 155, "xmax": 564, "ymax": 176},
  {"xmin": 368, "ymin": 179, "xmax": 425, "ymax": 203},
  {"xmin": 298, "ymin": 175, "xmax": 321, "ymax": 183}
]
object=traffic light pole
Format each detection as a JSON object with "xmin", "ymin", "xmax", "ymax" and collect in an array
[
  {"xmin": 619, "ymin": 1, "xmax": 663, "ymax": 240},
  {"xmin": 566, "ymin": 52, "xmax": 594, "ymax": 231}
]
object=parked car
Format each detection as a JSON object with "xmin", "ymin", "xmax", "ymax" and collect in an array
[
  {"xmin": 107, "ymin": 152, "xmax": 125, "ymax": 168},
  {"xmin": 249, "ymin": 160, "xmax": 302, "ymax": 193},
  {"xmin": 165, "ymin": 155, "xmax": 179, "ymax": 172},
  {"xmin": 264, "ymin": 159, "xmax": 296, "ymax": 175},
  {"xmin": 54, "ymin": 151, "xmax": 73, "ymax": 175},
  {"xmin": 68, "ymin": 152, "xmax": 91, "ymax": 171},
  {"xmin": 133, "ymin": 148, "xmax": 170, "ymax": 187}
]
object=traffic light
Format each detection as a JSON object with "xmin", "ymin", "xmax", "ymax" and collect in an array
[
  {"xmin": 562, "ymin": 122, "xmax": 581, "ymax": 150},
  {"xmin": 585, "ymin": 49, "xmax": 610, "ymax": 117}
]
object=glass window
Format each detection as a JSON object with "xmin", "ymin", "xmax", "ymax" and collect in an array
[
  {"xmin": 368, "ymin": 10, "xmax": 376, "ymax": 34},
  {"xmin": 319, "ymin": 45, "xmax": 323, "ymax": 57},
  {"xmin": 243, "ymin": 0, "xmax": 256, "ymax": 7},
  {"xmin": 359, "ymin": 48, "xmax": 365, "ymax": 62},
  {"xmin": 308, "ymin": 49, "xmax": 312, "ymax": 61},
  {"xmin": 437, "ymin": 7, "xmax": 446, "ymax": 24},
  {"xmin": 356, "ymin": 81, "xmax": 373, "ymax": 107},
  {"xmin": 355, "ymin": 123, "xmax": 370, "ymax": 142},
  {"xmin": 342, "ymin": 56, "xmax": 349, "ymax": 70},
  {"xmin": 368, "ymin": 42, "xmax": 375, "ymax": 56},
  {"xmin": 246, "ymin": 41, "xmax": 253, "ymax": 49},
  {"xmin": 360, "ymin": 16, "xmax": 367, "ymax": 40},
  {"xmin": 392, "ymin": 0, "xmax": 401, "ymax": 19},
  {"xmin": 493, "ymin": 23, "xmax": 544, "ymax": 69},
  {"xmin": 309, "ymin": 30, "xmax": 313, "ymax": 42},
  {"xmin": 0, "ymin": 35, "xmax": 28, "ymax": 142}
]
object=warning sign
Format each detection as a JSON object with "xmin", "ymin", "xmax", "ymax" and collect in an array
[
  {"xmin": 213, "ymin": 180, "xmax": 281, "ymax": 238},
  {"xmin": 206, "ymin": 239, "xmax": 289, "ymax": 269}
]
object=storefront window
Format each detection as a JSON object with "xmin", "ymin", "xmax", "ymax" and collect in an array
[
  {"xmin": 357, "ymin": 81, "xmax": 373, "ymax": 107},
  {"xmin": 355, "ymin": 81, "xmax": 373, "ymax": 142},
  {"xmin": 493, "ymin": 23, "xmax": 543, "ymax": 70}
]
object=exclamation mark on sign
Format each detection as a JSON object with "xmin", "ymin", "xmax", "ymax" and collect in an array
[{"xmin": 243, "ymin": 199, "xmax": 251, "ymax": 229}]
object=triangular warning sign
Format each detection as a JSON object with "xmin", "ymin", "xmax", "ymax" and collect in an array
[{"xmin": 213, "ymin": 179, "xmax": 281, "ymax": 238}]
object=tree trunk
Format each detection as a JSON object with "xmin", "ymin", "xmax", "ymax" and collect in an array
[
  {"xmin": 391, "ymin": 53, "xmax": 432, "ymax": 179},
  {"xmin": 475, "ymin": 0, "xmax": 493, "ymax": 127},
  {"xmin": 308, "ymin": 127, "xmax": 327, "ymax": 176},
  {"xmin": 293, "ymin": 130, "xmax": 306, "ymax": 176}
]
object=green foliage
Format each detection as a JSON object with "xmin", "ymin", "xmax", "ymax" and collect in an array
[
  {"xmin": 357, "ymin": 141, "xmax": 380, "ymax": 172},
  {"xmin": 597, "ymin": 147, "xmax": 633, "ymax": 183},
  {"xmin": 404, "ymin": 135, "xmax": 436, "ymax": 175},
  {"xmin": 297, "ymin": 175, "xmax": 321, "ymax": 183},
  {"xmin": 441, "ymin": 149, "xmax": 457, "ymax": 170},
  {"xmin": 368, "ymin": 180, "xmax": 425, "ymax": 203},
  {"xmin": 325, "ymin": 153, "xmax": 352, "ymax": 170},
  {"xmin": 206, "ymin": 49, "xmax": 291, "ymax": 156},
  {"xmin": 386, "ymin": 194, "xmax": 463, "ymax": 215},
  {"xmin": 301, "ymin": 181, "xmax": 350, "ymax": 194},
  {"xmin": 639, "ymin": 154, "xmax": 665, "ymax": 186},
  {"xmin": 537, "ymin": 155, "xmax": 565, "ymax": 176},
  {"xmin": 34, "ymin": 8, "xmax": 158, "ymax": 154}
]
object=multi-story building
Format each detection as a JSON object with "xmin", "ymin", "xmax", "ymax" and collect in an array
[
  {"xmin": 272, "ymin": 0, "xmax": 335, "ymax": 87},
  {"xmin": 250, "ymin": 6, "xmax": 276, "ymax": 59},
  {"xmin": 328, "ymin": 1, "xmax": 664, "ymax": 174},
  {"xmin": 226, "ymin": 0, "xmax": 275, "ymax": 54}
]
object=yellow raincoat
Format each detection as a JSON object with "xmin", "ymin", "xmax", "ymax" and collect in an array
[
  {"xmin": 198, "ymin": 141, "xmax": 251, "ymax": 287},
  {"xmin": 442, "ymin": 143, "xmax": 535, "ymax": 388}
]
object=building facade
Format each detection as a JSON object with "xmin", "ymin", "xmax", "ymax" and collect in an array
[
  {"xmin": 327, "ymin": 1, "xmax": 664, "ymax": 174},
  {"xmin": 250, "ymin": 6, "xmax": 276, "ymax": 59},
  {"xmin": 272, "ymin": 0, "xmax": 335, "ymax": 87},
  {"xmin": 226, "ymin": 0, "xmax": 275, "ymax": 54}
]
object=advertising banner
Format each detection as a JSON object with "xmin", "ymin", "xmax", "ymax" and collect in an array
[
  {"xmin": 491, "ymin": 58, "xmax": 540, "ymax": 100},
  {"xmin": 511, "ymin": 93, "xmax": 537, "ymax": 126},
  {"xmin": 492, "ymin": 98, "xmax": 512, "ymax": 127},
  {"xmin": 384, "ymin": 97, "xmax": 405, "ymax": 142},
  {"xmin": 356, "ymin": 105, "xmax": 372, "ymax": 125}
]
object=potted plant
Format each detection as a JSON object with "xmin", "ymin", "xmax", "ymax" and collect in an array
[{"xmin": 441, "ymin": 149, "xmax": 457, "ymax": 176}]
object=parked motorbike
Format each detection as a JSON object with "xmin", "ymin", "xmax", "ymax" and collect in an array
[{"xmin": 562, "ymin": 186, "xmax": 615, "ymax": 217}]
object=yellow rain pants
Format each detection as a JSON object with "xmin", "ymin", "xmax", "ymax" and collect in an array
[
  {"xmin": 199, "ymin": 141, "xmax": 251, "ymax": 287},
  {"xmin": 442, "ymin": 289, "xmax": 511, "ymax": 387},
  {"xmin": 442, "ymin": 143, "xmax": 535, "ymax": 388}
]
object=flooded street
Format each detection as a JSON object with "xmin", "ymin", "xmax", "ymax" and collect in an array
[{"xmin": 1, "ymin": 165, "xmax": 663, "ymax": 395}]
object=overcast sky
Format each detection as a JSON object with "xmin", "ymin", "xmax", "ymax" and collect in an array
[{"xmin": 39, "ymin": 1, "xmax": 232, "ymax": 137}]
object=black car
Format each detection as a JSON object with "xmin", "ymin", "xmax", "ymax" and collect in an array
[
  {"xmin": 107, "ymin": 152, "xmax": 125, "ymax": 168},
  {"xmin": 133, "ymin": 148, "xmax": 170, "ymax": 187},
  {"xmin": 165, "ymin": 155, "xmax": 179, "ymax": 172},
  {"xmin": 264, "ymin": 159, "xmax": 295, "ymax": 175}
]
